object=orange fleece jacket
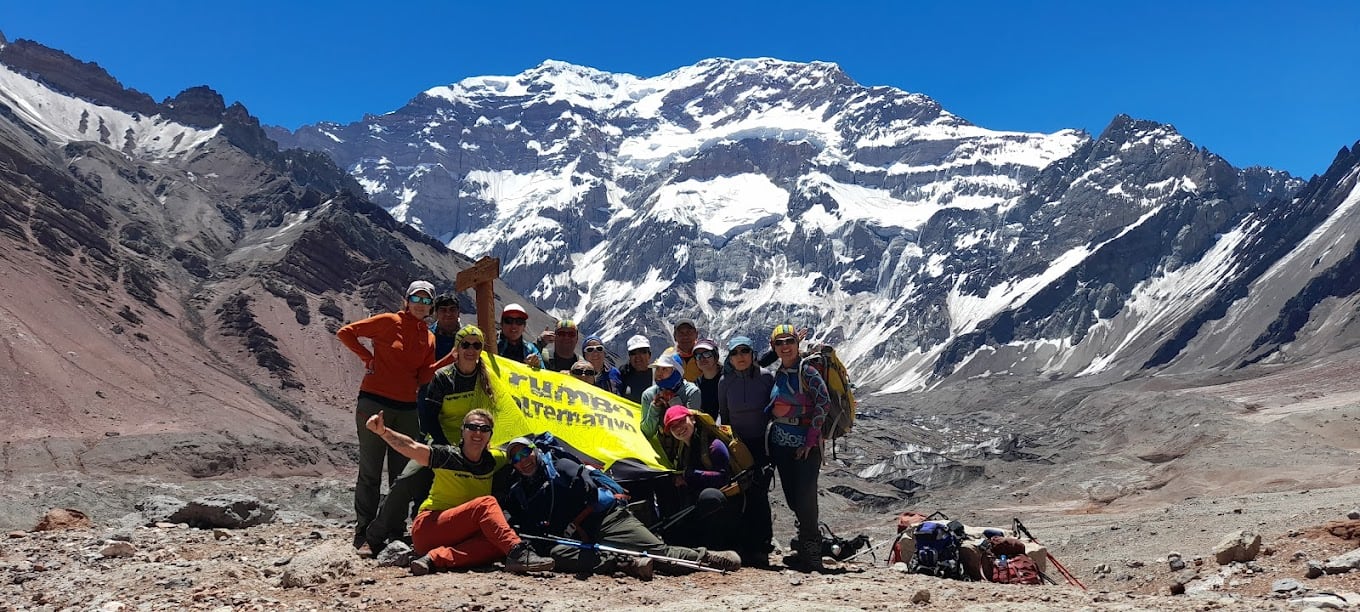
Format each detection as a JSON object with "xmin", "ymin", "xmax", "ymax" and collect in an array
[{"xmin": 336, "ymin": 310, "xmax": 440, "ymax": 403}]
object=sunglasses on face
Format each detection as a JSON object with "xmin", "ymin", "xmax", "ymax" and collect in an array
[
  {"xmin": 772, "ymin": 337, "xmax": 798, "ymax": 347},
  {"xmin": 571, "ymin": 368, "xmax": 597, "ymax": 376},
  {"xmin": 510, "ymin": 447, "xmax": 534, "ymax": 463},
  {"xmin": 408, "ymin": 295, "xmax": 434, "ymax": 305},
  {"xmin": 459, "ymin": 341, "xmax": 484, "ymax": 350},
  {"xmin": 730, "ymin": 347, "xmax": 753, "ymax": 355},
  {"xmin": 694, "ymin": 350, "xmax": 715, "ymax": 360},
  {"xmin": 462, "ymin": 423, "xmax": 493, "ymax": 433},
  {"xmin": 584, "ymin": 345, "xmax": 606, "ymax": 353},
  {"xmin": 501, "ymin": 318, "xmax": 527, "ymax": 325},
  {"xmin": 628, "ymin": 349, "xmax": 651, "ymax": 356}
]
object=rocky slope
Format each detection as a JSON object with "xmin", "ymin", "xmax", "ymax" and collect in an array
[{"xmin": 0, "ymin": 39, "xmax": 553, "ymax": 481}]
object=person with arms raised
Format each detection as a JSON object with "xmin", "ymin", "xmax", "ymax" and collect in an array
[{"xmin": 363, "ymin": 408, "xmax": 553, "ymax": 575}]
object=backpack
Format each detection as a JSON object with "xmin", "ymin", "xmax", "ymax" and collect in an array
[
  {"xmin": 800, "ymin": 344, "xmax": 856, "ymax": 445},
  {"xmin": 907, "ymin": 520, "xmax": 967, "ymax": 580},
  {"xmin": 990, "ymin": 553, "xmax": 1042, "ymax": 585}
]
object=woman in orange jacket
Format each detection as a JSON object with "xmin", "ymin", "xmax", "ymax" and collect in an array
[{"xmin": 336, "ymin": 280, "xmax": 454, "ymax": 553}]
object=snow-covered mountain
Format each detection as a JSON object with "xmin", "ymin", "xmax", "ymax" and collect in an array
[{"xmin": 268, "ymin": 57, "xmax": 1347, "ymax": 392}]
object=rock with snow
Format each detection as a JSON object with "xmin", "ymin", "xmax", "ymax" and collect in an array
[{"xmin": 1213, "ymin": 530, "xmax": 1262, "ymax": 565}]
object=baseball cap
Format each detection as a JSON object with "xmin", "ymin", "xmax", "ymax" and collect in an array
[
  {"xmin": 694, "ymin": 338, "xmax": 718, "ymax": 353},
  {"xmin": 727, "ymin": 335, "xmax": 753, "ymax": 351},
  {"xmin": 406, "ymin": 280, "xmax": 435, "ymax": 297},
  {"xmin": 503, "ymin": 436, "xmax": 534, "ymax": 452},
  {"xmin": 626, "ymin": 335, "xmax": 651, "ymax": 352},
  {"xmin": 663, "ymin": 405, "xmax": 692, "ymax": 433},
  {"xmin": 650, "ymin": 347, "xmax": 682, "ymax": 369},
  {"xmin": 501, "ymin": 303, "xmax": 528, "ymax": 318},
  {"xmin": 673, "ymin": 318, "xmax": 697, "ymax": 331},
  {"xmin": 556, "ymin": 319, "xmax": 578, "ymax": 332}
]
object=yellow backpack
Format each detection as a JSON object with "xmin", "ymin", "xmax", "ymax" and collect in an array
[{"xmin": 801, "ymin": 344, "xmax": 856, "ymax": 443}]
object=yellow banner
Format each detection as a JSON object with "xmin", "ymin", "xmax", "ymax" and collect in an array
[{"xmin": 480, "ymin": 353, "xmax": 670, "ymax": 474}]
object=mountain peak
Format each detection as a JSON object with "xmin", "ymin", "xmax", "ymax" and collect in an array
[{"xmin": 0, "ymin": 39, "xmax": 158, "ymax": 116}]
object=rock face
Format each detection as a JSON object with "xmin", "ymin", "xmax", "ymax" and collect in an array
[{"xmin": 138, "ymin": 494, "xmax": 276, "ymax": 528}]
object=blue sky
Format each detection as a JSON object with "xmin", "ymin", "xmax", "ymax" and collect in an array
[{"xmin": 3, "ymin": 0, "xmax": 1357, "ymax": 176}]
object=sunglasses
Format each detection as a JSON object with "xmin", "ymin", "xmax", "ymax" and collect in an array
[
  {"xmin": 462, "ymin": 423, "xmax": 493, "ymax": 433},
  {"xmin": 584, "ymin": 345, "xmax": 606, "ymax": 353},
  {"xmin": 730, "ymin": 347, "xmax": 753, "ymax": 355},
  {"xmin": 408, "ymin": 295, "xmax": 434, "ymax": 305},
  {"xmin": 694, "ymin": 350, "xmax": 715, "ymax": 360},
  {"xmin": 571, "ymin": 368, "xmax": 597, "ymax": 376},
  {"xmin": 459, "ymin": 341, "xmax": 484, "ymax": 350},
  {"xmin": 772, "ymin": 337, "xmax": 798, "ymax": 347},
  {"xmin": 510, "ymin": 447, "xmax": 534, "ymax": 463},
  {"xmin": 501, "ymin": 318, "xmax": 527, "ymax": 325},
  {"xmin": 628, "ymin": 348, "xmax": 651, "ymax": 356}
]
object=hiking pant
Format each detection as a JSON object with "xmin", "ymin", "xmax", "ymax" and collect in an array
[
  {"xmin": 735, "ymin": 436, "xmax": 775, "ymax": 564},
  {"xmin": 546, "ymin": 506, "xmax": 705, "ymax": 574},
  {"xmin": 354, "ymin": 398, "xmax": 420, "ymax": 542},
  {"xmin": 366, "ymin": 459, "xmax": 434, "ymax": 546},
  {"xmin": 770, "ymin": 444, "xmax": 821, "ymax": 547},
  {"xmin": 411, "ymin": 496, "xmax": 520, "ymax": 570}
]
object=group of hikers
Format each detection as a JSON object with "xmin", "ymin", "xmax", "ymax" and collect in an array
[{"xmin": 334, "ymin": 280, "xmax": 840, "ymax": 578}]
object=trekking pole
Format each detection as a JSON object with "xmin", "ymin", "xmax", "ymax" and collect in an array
[
  {"xmin": 1012, "ymin": 519, "xmax": 1086, "ymax": 590},
  {"xmin": 520, "ymin": 534, "xmax": 728, "ymax": 574},
  {"xmin": 839, "ymin": 537, "xmax": 893, "ymax": 564}
]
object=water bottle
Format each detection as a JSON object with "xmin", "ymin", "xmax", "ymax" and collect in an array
[{"xmin": 998, "ymin": 555, "xmax": 1008, "ymax": 569}]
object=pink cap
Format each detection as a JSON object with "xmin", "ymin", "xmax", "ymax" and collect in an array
[{"xmin": 663, "ymin": 405, "xmax": 692, "ymax": 433}]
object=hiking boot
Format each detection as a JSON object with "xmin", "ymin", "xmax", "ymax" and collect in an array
[
  {"xmin": 783, "ymin": 542, "xmax": 825, "ymax": 573},
  {"xmin": 620, "ymin": 556, "xmax": 654, "ymax": 581},
  {"xmin": 503, "ymin": 541, "xmax": 554, "ymax": 573},
  {"xmin": 701, "ymin": 549, "xmax": 742, "ymax": 572},
  {"xmin": 408, "ymin": 554, "xmax": 433, "ymax": 576}
]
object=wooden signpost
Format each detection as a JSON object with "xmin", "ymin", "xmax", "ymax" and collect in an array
[{"xmin": 455, "ymin": 256, "xmax": 501, "ymax": 355}]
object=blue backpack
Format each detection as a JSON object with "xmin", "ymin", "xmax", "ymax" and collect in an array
[{"xmin": 909, "ymin": 520, "xmax": 967, "ymax": 580}]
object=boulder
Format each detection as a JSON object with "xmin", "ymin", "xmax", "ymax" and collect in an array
[
  {"xmin": 33, "ymin": 508, "xmax": 92, "ymax": 531},
  {"xmin": 138, "ymin": 494, "xmax": 275, "ymax": 528},
  {"xmin": 136, "ymin": 495, "xmax": 189, "ymax": 524},
  {"xmin": 1212, "ymin": 530, "xmax": 1262, "ymax": 565},
  {"xmin": 99, "ymin": 540, "xmax": 136, "ymax": 558},
  {"xmin": 279, "ymin": 541, "xmax": 356, "ymax": 588},
  {"xmin": 374, "ymin": 540, "xmax": 414, "ymax": 568},
  {"xmin": 1322, "ymin": 547, "xmax": 1360, "ymax": 574}
]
